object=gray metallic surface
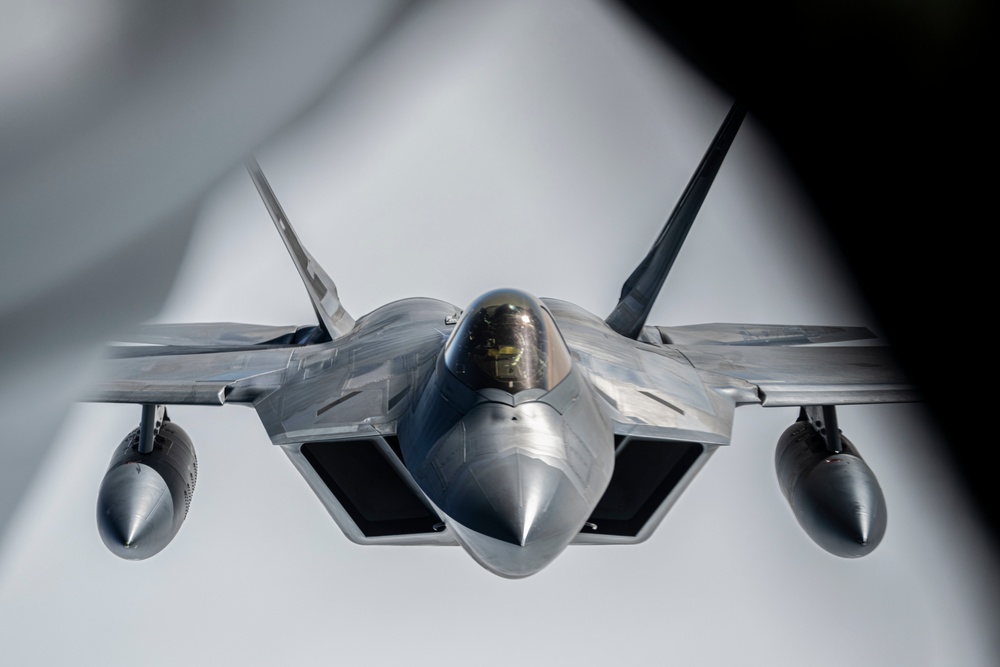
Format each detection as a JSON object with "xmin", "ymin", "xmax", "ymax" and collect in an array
[
  {"xmin": 775, "ymin": 421, "xmax": 887, "ymax": 557},
  {"xmin": 246, "ymin": 159, "xmax": 355, "ymax": 340},
  {"xmin": 118, "ymin": 322, "xmax": 306, "ymax": 347},
  {"xmin": 137, "ymin": 404, "xmax": 165, "ymax": 454},
  {"xmin": 399, "ymin": 303, "xmax": 615, "ymax": 576},
  {"xmin": 79, "ymin": 105, "xmax": 916, "ymax": 574},
  {"xmin": 82, "ymin": 270, "xmax": 912, "ymax": 571},
  {"xmin": 252, "ymin": 298, "xmax": 457, "ymax": 443},
  {"xmin": 606, "ymin": 102, "xmax": 747, "ymax": 339},
  {"xmin": 84, "ymin": 346, "xmax": 295, "ymax": 405},
  {"xmin": 545, "ymin": 298, "xmax": 756, "ymax": 443},
  {"xmin": 676, "ymin": 344, "xmax": 919, "ymax": 406},
  {"xmin": 804, "ymin": 405, "xmax": 843, "ymax": 453},
  {"xmin": 97, "ymin": 421, "xmax": 197, "ymax": 559},
  {"xmin": 656, "ymin": 323, "xmax": 875, "ymax": 346}
]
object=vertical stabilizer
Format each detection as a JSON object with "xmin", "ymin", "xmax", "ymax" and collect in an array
[
  {"xmin": 246, "ymin": 158, "xmax": 355, "ymax": 341},
  {"xmin": 605, "ymin": 102, "xmax": 747, "ymax": 339}
]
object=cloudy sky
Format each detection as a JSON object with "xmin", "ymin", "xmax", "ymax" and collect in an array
[{"xmin": 1, "ymin": 2, "xmax": 996, "ymax": 665}]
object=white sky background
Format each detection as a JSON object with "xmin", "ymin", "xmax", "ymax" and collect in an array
[{"xmin": 1, "ymin": 1, "xmax": 997, "ymax": 665}]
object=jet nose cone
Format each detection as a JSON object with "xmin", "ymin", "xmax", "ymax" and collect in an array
[
  {"xmin": 97, "ymin": 463, "xmax": 175, "ymax": 560},
  {"xmin": 443, "ymin": 453, "xmax": 590, "ymax": 578}
]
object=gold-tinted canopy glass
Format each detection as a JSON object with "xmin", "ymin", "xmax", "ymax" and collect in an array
[{"xmin": 444, "ymin": 289, "xmax": 572, "ymax": 393}]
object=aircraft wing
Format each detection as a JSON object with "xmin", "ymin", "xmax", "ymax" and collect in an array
[
  {"xmin": 655, "ymin": 323, "xmax": 875, "ymax": 346},
  {"xmin": 674, "ymin": 343, "xmax": 918, "ymax": 407},
  {"xmin": 81, "ymin": 345, "xmax": 296, "ymax": 406},
  {"xmin": 114, "ymin": 322, "xmax": 306, "ymax": 347}
]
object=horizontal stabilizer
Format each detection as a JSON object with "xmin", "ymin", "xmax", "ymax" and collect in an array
[
  {"xmin": 656, "ymin": 323, "xmax": 875, "ymax": 346},
  {"xmin": 246, "ymin": 158, "xmax": 355, "ymax": 341}
]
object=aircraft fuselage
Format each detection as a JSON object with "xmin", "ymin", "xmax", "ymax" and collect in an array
[{"xmin": 400, "ymin": 289, "xmax": 614, "ymax": 577}]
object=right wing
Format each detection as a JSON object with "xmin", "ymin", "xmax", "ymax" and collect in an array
[{"xmin": 82, "ymin": 344, "xmax": 296, "ymax": 405}]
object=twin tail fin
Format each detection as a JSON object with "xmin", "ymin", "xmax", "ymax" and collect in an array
[{"xmin": 245, "ymin": 158, "xmax": 355, "ymax": 341}]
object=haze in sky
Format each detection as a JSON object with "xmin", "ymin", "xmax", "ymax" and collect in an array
[{"xmin": 1, "ymin": 2, "xmax": 996, "ymax": 665}]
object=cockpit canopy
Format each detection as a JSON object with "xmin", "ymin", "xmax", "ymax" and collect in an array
[{"xmin": 444, "ymin": 289, "xmax": 573, "ymax": 393}]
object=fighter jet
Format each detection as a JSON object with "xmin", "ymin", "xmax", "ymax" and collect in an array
[{"xmin": 86, "ymin": 103, "xmax": 916, "ymax": 578}]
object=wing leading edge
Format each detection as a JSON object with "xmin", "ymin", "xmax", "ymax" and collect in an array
[
  {"xmin": 113, "ymin": 322, "xmax": 324, "ymax": 347},
  {"xmin": 648, "ymin": 322, "xmax": 916, "ymax": 406},
  {"xmin": 675, "ymin": 343, "xmax": 917, "ymax": 407},
  {"xmin": 82, "ymin": 345, "xmax": 295, "ymax": 405},
  {"xmin": 656, "ymin": 323, "xmax": 876, "ymax": 346}
]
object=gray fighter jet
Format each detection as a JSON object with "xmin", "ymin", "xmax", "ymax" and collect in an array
[{"xmin": 87, "ymin": 103, "xmax": 916, "ymax": 578}]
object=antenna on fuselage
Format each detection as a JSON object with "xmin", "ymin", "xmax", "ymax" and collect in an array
[
  {"xmin": 246, "ymin": 157, "xmax": 355, "ymax": 341},
  {"xmin": 605, "ymin": 102, "xmax": 747, "ymax": 339}
]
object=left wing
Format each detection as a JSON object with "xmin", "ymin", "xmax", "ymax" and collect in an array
[
  {"xmin": 655, "ymin": 323, "xmax": 875, "ymax": 346},
  {"xmin": 645, "ymin": 322, "xmax": 916, "ymax": 406},
  {"xmin": 674, "ymin": 342, "xmax": 917, "ymax": 407}
]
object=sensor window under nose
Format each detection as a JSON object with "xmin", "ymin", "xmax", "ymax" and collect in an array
[{"xmin": 444, "ymin": 289, "xmax": 572, "ymax": 393}]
